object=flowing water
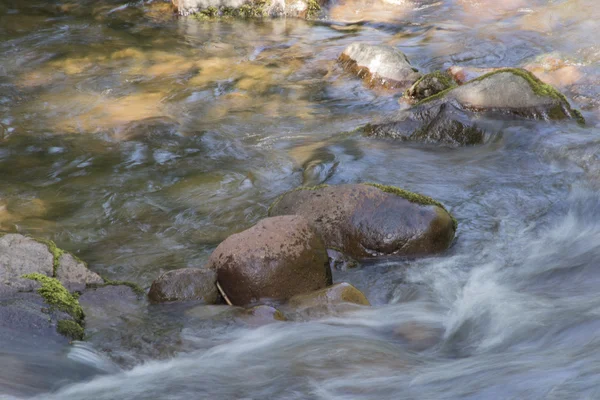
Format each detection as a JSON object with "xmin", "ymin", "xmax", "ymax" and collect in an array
[{"xmin": 1, "ymin": 0, "xmax": 600, "ymax": 398}]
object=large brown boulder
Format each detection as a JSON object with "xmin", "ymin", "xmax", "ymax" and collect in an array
[
  {"xmin": 207, "ymin": 216, "xmax": 331, "ymax": 306},
  {"xmin": 148, "ymin": 268, "xmax": 218, "ymax": 304},
  {"xmin": 269, "ymin": 184, "xmax": 456, "ymax": 259}
]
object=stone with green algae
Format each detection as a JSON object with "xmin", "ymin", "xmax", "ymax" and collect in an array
[{"xmin": 269, "ymin": 183, "xmax": 456, "ymax": 259}]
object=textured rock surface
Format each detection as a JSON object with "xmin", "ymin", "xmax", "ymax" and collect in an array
[
  {"xmin": 269, "ymin": 184, "xmax": 456, "ymax": 259},
  {"xmin": 207, "ymin": 215, "xmax": 332, "ymax": 305},
  {"xmin": 339, "ymin": 43, "xmax": 421, "ymax": 89},
  {"xmin": 148, "ymin": 268, "xmax": 218, "ymax": 304},
  {"xmin": 56, "ymin": 253, "xmax": 103, "ymax": 292},
  {"xmin": 0, "ymin": 292, "xmax": 73, "ymax": 346},
  {"xmin": 405, "ymin": 71, "xmax": 456, "ymax": 102},
  {"xmin": 366, "ymin": 102, "xmax": 485, "ymax": 146},
  {"xmin": 0, "ymin": 234, "xmax": 54, "ymax": 282}
]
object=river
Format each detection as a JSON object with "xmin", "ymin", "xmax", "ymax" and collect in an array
[{"xmin": 1, "ymin": 0, "xmax": 600, "ymax": 398}]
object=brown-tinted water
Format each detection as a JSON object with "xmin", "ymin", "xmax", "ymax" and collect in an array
[{"xmin": 1, "ymin": 0, "xmax": 600, "ymax": 398}]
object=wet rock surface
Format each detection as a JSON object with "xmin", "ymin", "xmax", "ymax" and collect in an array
[
  {"xmin": 78, "ymin": 285, "xmax": 182, "ymax": 367},
  {"xmin": 269, "ymin": 184, "xmax": 456, "ymax": 259},
  {"xmin": 172, "ymin": 0, "xmax": 324, "ymax": 19},
  {"xmin": 0, "ymin": 292, "xmax": 73, "ymax": 346},
  {"xmin": 339, "ymin": 43, "xmax": 421, "ymax": 89},
  {"xmin": 148, "ymin": 268, "xmax": 219, "ymax": 304},
  {"xmin": 207, "ymin": 215, "xmax": 332, "ymax": 306},
  {"xmin": 405, "ymin": 71, "xmax": 457, "ymax": 102},
  {"xmin": 289, "ymin": 282, "xmax": 370, "ymax": 308},
  {"xmin": 368, "ymin": 68, "xmax": 584, "ymax": 146},
  {"xmin": 327, "ymin": 249, "xmax": 360, "ymax": 271},
  {"xmin": 366, "ymin": 102, "xmax": 486, "ymax": 146},
  {"xmin": 0, "ymin": 234, "xmax": 109, "ymax": 344}
]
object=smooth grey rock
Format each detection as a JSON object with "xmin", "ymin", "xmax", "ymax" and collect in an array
[
  {"xmin": 0, "ymin": 234, "xmax": 53, "ymax": 283},
  {"xmin": 339, "ymin": 43, "xmax": 421, "ymax": 89}
]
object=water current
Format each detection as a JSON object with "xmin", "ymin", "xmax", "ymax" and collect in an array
[{"xmin": 1, "ymin": 0, "xmax": 600, "ymax": 398}]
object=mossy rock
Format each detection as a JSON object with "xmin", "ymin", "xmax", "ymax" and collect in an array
[
  {"xmin": 57, "ymin": 319, "xmax": 85, "ymax": 341},
  {"xmin": 269, "ymin": 183, "xmax": 456, "ymax": 259},
  {"xmin": 22, "ymin": 273, "xmax": 84, "ymax": 322},
  {"xmin": 405, "ymin": 71, "xmax": 457, "ymax": 102},
  {"xmin": 417, "ymin": 68, "xmax": 585, "ymax": 124},
  {"xmin": 22, "ymin": 273, "xmax": 85, "ymax": 340}
]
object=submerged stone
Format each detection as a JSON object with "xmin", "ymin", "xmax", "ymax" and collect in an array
[
  {"xmin": 269, "ymin": 183, "xmax": 456, "ymax": 259},
  {"xmin": 288, "ymin": 282, "xmax": 370, "ymax": 308},
  {"xmin": 236, "ymin": 305, "xmax": 287, "ymax": 326},
  {"xmin": 339, "ymin": 43, "xmax": 421, "ymax": 89},
  {"xmin": 207, "ymin": 215, "xmax": 332, "ymax": 306},
  {"xmin": 148, "ymin": 268, "xmax": 218, "ymax": 304}
]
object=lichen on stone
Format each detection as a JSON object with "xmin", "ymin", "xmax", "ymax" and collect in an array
[
  {"xmin": 364, "ymin": 183, "xmax": 457, "ymax": 230},
  {"xmin": 57, "ymin": 319, "xmax": 84, "ymax": 341},
  {"xmin": 23, "ymin": 273, "xmax": 84, "ymax": 323},
  {"xmin": 306, "ymin": 0, "xmax": 321, "ymax": 18}
]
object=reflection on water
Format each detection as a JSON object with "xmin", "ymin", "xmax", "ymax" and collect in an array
[{"xmin": 1, "ymin": 0, "xmax": 600, "ymax": 398}]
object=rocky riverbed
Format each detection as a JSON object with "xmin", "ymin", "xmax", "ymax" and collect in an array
[{"xmin": 1, "ymin": 0, "xmax": 600, "ymax": 399}]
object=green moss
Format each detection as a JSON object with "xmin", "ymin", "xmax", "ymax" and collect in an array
[
  {"xmin": 364, "ymin": 183, "xmax": 457, "ymax": 230},
  {"xmin": 57, "ymin": 319, "xmax": 84, "ymax": 341},
  {"xmin": 192, "ymin": 0, "xmax": 268, "ymax": 20},
  {"xmin": 23, "ymin": 273, "xmax": 84, "ymax": 322},
  {"xmin": 415, "ymin": 85, "xmax": 455, "ymax": 106},
  {"xmin": 572, "ymin": 108, "xmax": 586, "ymax": 126},
  {"xmin": 407, "ymin": 71, "xmax": 456, "ymax": 99},
  {"xmin": 306, "ymin": 0, "xmax": 321, "ymax": 18},
  {"xmin": 267, "ymin": 184, "xmax": 329, "ymax": 216},
  {"xmin": 416, "ymin": 68, "xmax": 585, "ymax": 124},
  {"xmin": 86, "ymin": 277, "xmax": 145, "ymax": 297},
  {"xmin": 31, "ymin": 237, "xmax": 65, "ymax": 276},
  {"xmin": 472, "ymin": 68, "xmax": 563, "ymax": 100}
]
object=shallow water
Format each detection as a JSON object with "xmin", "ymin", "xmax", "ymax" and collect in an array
[{"xmin": 1, "ymin": 0, "xmax": 600, "ymax": 398}]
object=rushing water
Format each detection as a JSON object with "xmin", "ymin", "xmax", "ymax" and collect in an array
[{"xmin": 1, "ymin": 0, "xmax": 600, "ymax": 398}]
